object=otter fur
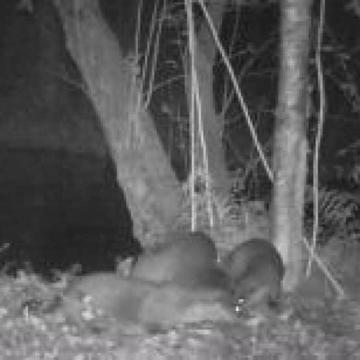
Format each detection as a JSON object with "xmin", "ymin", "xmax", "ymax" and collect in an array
[
  {"xmin": 130, "ymin": 231, "xmax": 228, "ymax": 290},
  {"xmin": 221, "ymin": 238, "xmax": 284, "ymax": 309},
  {"xmin": 58, "ymin": 272, "xmax": 232, "ymax": 330}
]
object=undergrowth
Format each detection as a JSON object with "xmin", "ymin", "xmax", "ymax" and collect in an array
[{"xmin": 0, "ymin": 271, "xmax": 359, "ymax": 359}]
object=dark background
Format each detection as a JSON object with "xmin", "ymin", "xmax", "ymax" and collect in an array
[{"xmin": 0, "ymin": 0, "xmax": 359, "ymax": 274}]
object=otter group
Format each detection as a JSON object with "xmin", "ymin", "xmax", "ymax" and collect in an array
[{"xmin": 57, "ymin": 231, "xmax": 284, "ymax": 330}]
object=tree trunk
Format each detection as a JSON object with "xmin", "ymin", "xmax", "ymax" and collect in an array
[
  {"xmin": 272, "ymin": 0, "xmax": 312, "ymax": 290},
  {"xmin": 193, "ymin": 2, "xmax": 231, "ymax": 199},
  {"xmin": 52, "ymin": 0, "xmax": 183, "ymax": 243}
]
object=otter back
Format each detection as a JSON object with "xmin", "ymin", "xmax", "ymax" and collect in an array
[
  {"xmin": 222, "ymin": 238, "xmax": 284, "ymax": 308},
  {"xmin": 130, "ymin": 231, "xmax": 227, "ymax": 289},
  {"xmin": 58, "ymin": 272, "xmax": 231, "ymax": 330},
  {"xmin": 60, "ymin": 272, "xmax": 148, "ymax": 326}
]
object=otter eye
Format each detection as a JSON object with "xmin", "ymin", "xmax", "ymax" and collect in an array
[{"xmin": 234, "ymin": 297, "xmax": 245, "ymax": 313}]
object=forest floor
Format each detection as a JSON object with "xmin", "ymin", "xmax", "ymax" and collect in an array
[{"xmin": 0, "ymin": 266, "xmax": 359, "ymax": 360}]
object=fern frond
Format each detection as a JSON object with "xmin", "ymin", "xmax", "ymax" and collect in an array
[
  {"xmin": 318, "ymin": 188, "xmax": 357, "ymax": 228},
  {"xmin": 306, "ymin": 186, "xmax": 360, "ymax": 243}
]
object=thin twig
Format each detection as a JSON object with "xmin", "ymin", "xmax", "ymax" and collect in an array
[
  {"xmin": 306, "ymin": 0, "xmax": 326, "ymax": 276},
  {"xmin": 185, "ymin": 0, "xmax": 197, "ymax": 230},
  {"xmin": 302, "ymin": 237, "xmax": 346, "ymax": 298},
  {"xmin": 144, "ymin": 0, "xmax": 167, "ymax": 108},
  {"xmin": 221, "ymin": 5, "xmax": 241, "ymax": 113}
]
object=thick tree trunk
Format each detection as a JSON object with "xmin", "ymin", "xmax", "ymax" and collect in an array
[
  {"xmin": 52, "ymin": 0, "xmax": 183, "ymax": 243},
  {"xmin": 272, "ymin": 0, "xmax": 312, "ymax": 290}
]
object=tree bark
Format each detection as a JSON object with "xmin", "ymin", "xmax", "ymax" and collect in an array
[
  {"xmin": 272, "ymin": 0, "xmax": 312, "ymax": 290},
  {"xmin": 194, "ymin": 1, "xmax": 231, "ymax": 199},
  {"xmin": 52, "ymin": 0, "xmax": 183, "ymax": 243}
]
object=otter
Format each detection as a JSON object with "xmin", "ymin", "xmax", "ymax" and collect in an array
[
  {"xmin": 221, "ymin": 238, "xmax": 284, "ymax": 310},
  {"xmin": 130, "ymin": 231, "xmax": 228, "ymax": 290},
  {"xmin": 58, "ymin": 272, "xmax": 231, "ymax": 330}
]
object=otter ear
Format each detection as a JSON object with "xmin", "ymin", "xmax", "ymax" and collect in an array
[{"xmin": 116, "ymin": 257, "xmax": 136, "ymax": 277}]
